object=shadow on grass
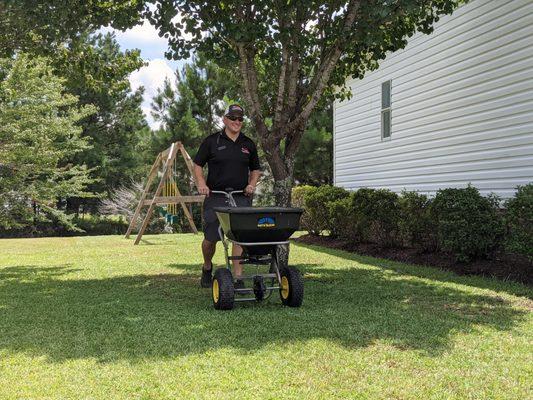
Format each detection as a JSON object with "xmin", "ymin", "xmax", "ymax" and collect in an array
[
  {"xmin": 0, "ymin": 257, "xmax": 530, "ymax": 364},
  {"xmin": 293, "ymin": 241, "xmax": 533, "ymax": 299}
]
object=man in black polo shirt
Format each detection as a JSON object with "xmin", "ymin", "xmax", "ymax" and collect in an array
[{"xmin": 193, "ymin": 104, "xmax": 261, "ymax": 288}]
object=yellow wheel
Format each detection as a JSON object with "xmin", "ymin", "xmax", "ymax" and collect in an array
[
  {"xmin": 213, "ymin": 268, "xmax": 234, "ymax": 310},
  {"xmin": 212, "ymin": 279, "xmax": 219, "ymax": 303},
  {"xmin": 280, "ymin": 276, "xmax": 290, "ymax": 300},
  {"xmin": 279, "ymin": 267, "xmax": 304, "ymax": 307}
]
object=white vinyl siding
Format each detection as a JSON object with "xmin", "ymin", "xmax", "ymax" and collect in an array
[{"xmin": 333, "ymin": 0, "xmax": 533, "ymax": 199}]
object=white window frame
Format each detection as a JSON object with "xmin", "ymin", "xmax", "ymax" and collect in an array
[{"xmin": 381, "ymin": 80, "xmax": 392, "ymax": 141}]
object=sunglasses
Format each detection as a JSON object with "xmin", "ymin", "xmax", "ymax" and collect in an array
[{"xmin": 226, "ymin": 115, "xmax": 244, "ymax": 122}]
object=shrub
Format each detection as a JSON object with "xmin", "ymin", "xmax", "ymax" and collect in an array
[
  {"xmin": 351, "ymin": 188, "xmax": 401, "ymax": 247},
  {"xmin": 430, "ymin": 186, "xmax": 504, "ymax": 262},
  {"xmin": 73, "ymin": 215, "xmax": 129, "ymax": 236},
  {"xmin": 504, "ymin": 183, "xmax": 533, "ymax": 261},
  {"xmin": 291, "ymin": 185, "xmax": 317, "ymax": 233},
  {"xmin": 398, "ymin": 191, "xmax": 437, "ymax": 251},
  {"xmin": 304, "ymin": 185, "xmax": 350, "ymax": 236},
  {"xmin": 327, "ymin": 194, "xmax": 357, "ymax": 241}
]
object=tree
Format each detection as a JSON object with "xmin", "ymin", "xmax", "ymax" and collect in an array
[
  {"xmin": 0, "ymin": 0, "xmax": 145, "ymax": 57},
  {"xmin": 147, "ymin": 55, "xmax": 244, "ymax": 209},
  {"xmin": 53, "ymin": 32, "xmax": 150, "ymax": 211},
  {"xmin": 0, "ymin": 54, "xmax": 95, "ymax": 229},
  {"xmin": 146, "ymin": 0, "xmax": 461, "ymax": 205},
  {"xmin": 294, "ymin": 102, "xmax": 333, "ymax": 186}
]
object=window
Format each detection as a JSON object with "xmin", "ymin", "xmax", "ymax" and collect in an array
[{"xmin": 381, "ymin": 80, "xmax": 391, "ymax": 140}]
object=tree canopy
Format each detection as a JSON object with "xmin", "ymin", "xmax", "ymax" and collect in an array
[
  {"xmin": 0, "ymin": 54, "xmax": 95, "ymax": 228},
  {"xmin": 54, "ymin": 32, "xmax": 150, "ymax": 211},
  {"xmin": 0, "ymin": 0, "xmax": 145, "ymax": 57},
  {"xmin": 146, "ymin": 0, "xmax": 462, "ymax": 204}
]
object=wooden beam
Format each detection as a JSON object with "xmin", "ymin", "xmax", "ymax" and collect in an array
[
  {"xmin": 125, "ymin": 153, "xmax": 161, "ymax": 238},
  {"xmin": 178, "ymin": 143, "xmax": 197, "ymax": 185},
  {"xmin": 134, "ymin": 143, "xmax": 179, "ymax": 245},
  {"xmin": 143, "ymin": 195, "xmax": 205, "ymax": 205},
  {"xmin": 172, "ymin": 180, "xmax": 199, "ymax": 234}
]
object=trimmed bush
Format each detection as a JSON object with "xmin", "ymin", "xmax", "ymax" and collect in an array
[
  {"xmin": 327, "ymin": 194, "xmax": 357, "ymax": 241},
  {"xmin": 505, "ymin": 183, "xmax": 533, "ymax": 261},
  {"xmin": 291, "ymin": 185, "xmax": 317, "ymax": 234},
  {"xmin": 430, "ymin": 186, "xmax": 504, "ymax": 262},
  {"xmin": 304, "ymin": 185, "xmax": 350, "ymax": 236},
  {"xmin": 351, "ymin": 188, "xmax": 401, "ymax": 247},
  {"xmin": 398, "ymin": 191, "xmax": 437, "ymax": 251}
]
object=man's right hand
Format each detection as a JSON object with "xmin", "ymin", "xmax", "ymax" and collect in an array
[{"xmin": 198, "ymin": 184, "xmax": 210, "ymax": 196}]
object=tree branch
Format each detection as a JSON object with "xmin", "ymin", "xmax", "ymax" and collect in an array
[
  {"xmin": 273, "ymin": 38, "xmax": 288, "ymax": 130},
  {"xmin": 286, "ymin": 0, "xmax": 361, "ymax": 133},
  {"xmin": 235, "ymin": 43, "xmax": 269, "ymax": 137}
]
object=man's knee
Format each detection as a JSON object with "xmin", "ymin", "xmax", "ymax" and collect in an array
[{"xmin": 202, "ymin": 239, "xmax": 216, "ymax": 250}]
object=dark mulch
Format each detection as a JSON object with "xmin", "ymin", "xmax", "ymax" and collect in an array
[{"xmin": 294, "ymin": 234, "xmax": 532, "ymax": 286}]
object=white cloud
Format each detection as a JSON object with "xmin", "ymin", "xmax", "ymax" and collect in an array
[
  {"xmin": 129, "ymin": 59, "xmax": 176, "ymax": 129},
  {"xmin": 98, "ymin": 18, "xmax": 189, "ymax": 129}
]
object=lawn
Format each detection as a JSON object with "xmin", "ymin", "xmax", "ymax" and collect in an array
[{"xmin": 0, "ymin": 234, "xmax": 531, "ymax": 399}]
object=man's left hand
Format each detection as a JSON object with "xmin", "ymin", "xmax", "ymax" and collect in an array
[{"xmin": 244, "ymin": 184, "xmax": 255, "ymax": 196}]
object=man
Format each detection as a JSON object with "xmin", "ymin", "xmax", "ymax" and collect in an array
[{"xmin": 193, "ymin": 104, "xmax": 261, "ymax": 288}]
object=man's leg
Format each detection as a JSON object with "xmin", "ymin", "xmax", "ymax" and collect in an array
[
  {"xmin": 200, "ymin": 239, "xmax": 216, "ymax": 288},
  {"xmin": 202, "ymin": 239, "xmax": 216, "ymax": 270}
]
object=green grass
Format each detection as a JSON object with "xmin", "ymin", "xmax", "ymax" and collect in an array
[{"xmin": 0, "ymin": 234, "xmax": 531, "ymax": 399}]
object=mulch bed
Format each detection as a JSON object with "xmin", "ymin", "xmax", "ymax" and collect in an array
[{"xmin": 294, "ymin": 234, "xmax": 532, "ymax": 286}]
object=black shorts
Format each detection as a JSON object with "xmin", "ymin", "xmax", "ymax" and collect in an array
[{"xmin": 202, "ymin": 193, "xmax": 252, "ymax": 242}]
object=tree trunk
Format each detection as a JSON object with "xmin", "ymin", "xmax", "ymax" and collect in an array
[{"xmin": 273, "ymin": 175, "xmax": 294, "ymax": 207}]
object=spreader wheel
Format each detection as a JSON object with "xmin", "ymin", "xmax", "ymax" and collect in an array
[
  {"xmin": 213, "ymin": 268, "xmax": 235, "ymax": 310},
  {"xmin": 279, "ymin": 267, "xmax": 304, "ymax": 307}
]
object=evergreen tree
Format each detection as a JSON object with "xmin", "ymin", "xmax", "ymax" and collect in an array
[
  {"xmin": 53, "ymin": 32, "xmax": 150, "ymax": 212},
  {"xmin": 0, "ymin": 54, "xmax": 95, "ymax": 229}
]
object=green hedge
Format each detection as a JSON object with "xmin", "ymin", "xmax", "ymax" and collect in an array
[
  {"xmin": 398, "ymin": 191, "xmax": 436, "ymax": 251},
  {"xmin": 302, "ymin": 185, "xmax": 350, "ymax": 236},
  {"xmin": 430, "ymin": 186, "xmax": 504, "ymax": 262},
  {"xmin": 294, "ymin": 184, "xmax": 531, "ymax": 263},
  {"xmin": 505, "ymin": 183, "xmax": 533, "ymax": 260}
]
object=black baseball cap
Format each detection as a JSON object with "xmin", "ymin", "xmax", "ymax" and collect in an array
[{"xmin": 224, "ymin": 104, "xmax": 244, "ymax": 117}]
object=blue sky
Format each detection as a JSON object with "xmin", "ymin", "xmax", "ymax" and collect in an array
[{"xmin": 99, "ymin": 20, "xmax": 187, "ymax": 128}]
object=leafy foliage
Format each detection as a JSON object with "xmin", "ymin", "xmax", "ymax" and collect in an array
[
  {"xmin": 430, "ymin": 186, "xmax": 504, "ymax": 262},
  {"xmin": 304, "ymin": 185, "xmax": 350, "ymax": 236},
  {"xmin": 0, "ymin": 54, "xmax": 95, "ymax": 229},
  {"xmin": 53, "ymin": 32, "xmax": 150, "ymax": 209},
  {"xmin": 291, "ymin": 185, "xmax": 316, "ymax": 233},
  {"xmin": 294, "ymin": 103, "xmax": 333, "ymax": 186},
  {"xmin": 0, "ymin": 0, "xmax": 145, "ymax": 57},
  {"xmin": 146, "ymin": 0, "xmax": 461, "ymax": 206},
  {"xmin": 399, "ymin": 190, "xmax": 436, "ymax": 250},
  {"xmin": 504, "ymin": 184, "xmax": 533, "ymax": 260},
  {"xmin": 327, "ymin": 194, "xmax": 357, "ymax": 242},
  {"xmin": 351, "ymin": 188, "xmax": 401, "ymax": 247}
]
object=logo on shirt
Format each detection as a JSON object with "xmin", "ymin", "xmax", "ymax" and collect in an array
[{"xmin": 241, "ymin": 146, "xmax": 250, "ymax": 154}]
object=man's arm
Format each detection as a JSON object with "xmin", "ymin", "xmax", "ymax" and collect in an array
[
  {"xmin": 245, "ymin": 169, "xmax": 261, "ymax": 196},
  {"xmin": 193, "ymin": 163, "xmax": 210, "ymax": 195}
]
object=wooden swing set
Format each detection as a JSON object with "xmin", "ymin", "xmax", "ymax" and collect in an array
[{"xmin": 125, "ymin": 141, "xmax": 204, "ymax": 245}]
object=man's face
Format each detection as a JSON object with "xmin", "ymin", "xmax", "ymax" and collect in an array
[{"xmin": 223, "ymin": 115, "xmax": 243, "ymax": 134}]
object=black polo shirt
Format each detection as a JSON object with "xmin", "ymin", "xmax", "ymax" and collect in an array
[{"xmin": 193, "ymin": 129, "xmax": 261, "ymax": 191}]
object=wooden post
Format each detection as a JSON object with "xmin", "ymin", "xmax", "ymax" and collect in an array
[
  {"xmin": 125, "ymin": 153, "xmax": 161, "ymax": 238},
  {"xmin": 134, "ymin": 143, "xmax": 179, "ymax": 245},
  {"xmin": 127, "ymin": 141, "xmax": 205, "ymax": 245}
]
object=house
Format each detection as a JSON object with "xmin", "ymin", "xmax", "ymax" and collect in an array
[{"xmin": 333, "ymin": 0, "xmax": 533, "ymax": 199}]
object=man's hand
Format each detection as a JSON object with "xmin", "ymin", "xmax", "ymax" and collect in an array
[
  {"xmin": 244, "ymin": 184, "xmax": 255, "ymax": 196},
  {"xmin": 198, "ymin": 184, "xmax": 210, "ymax": 196}
]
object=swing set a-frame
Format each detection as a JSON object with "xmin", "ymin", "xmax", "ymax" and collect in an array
[{"xmin": 125, "ymin": 141, "xmax": 204, "ymax": 245}]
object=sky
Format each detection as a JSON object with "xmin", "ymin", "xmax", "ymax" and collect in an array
[{"xmin": 99, "ymin": 20, "xmax": 186, "ymax": 129}]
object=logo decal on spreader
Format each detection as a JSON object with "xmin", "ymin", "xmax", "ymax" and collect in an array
[{"xmin": 257, "ymin": 217, "xmax": 275, "ymax": 228}]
